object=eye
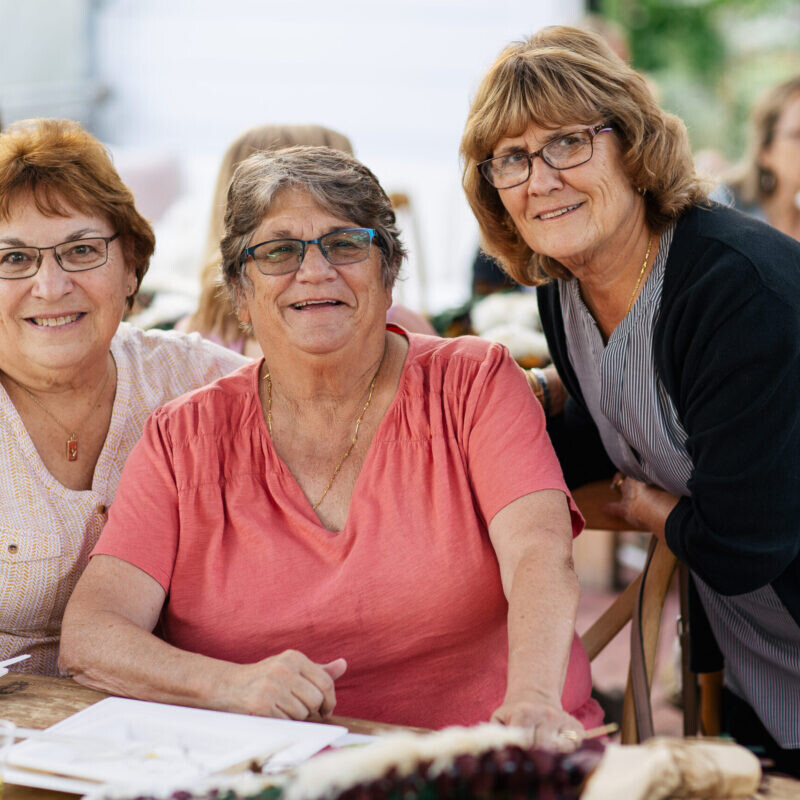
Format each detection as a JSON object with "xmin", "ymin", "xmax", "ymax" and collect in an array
[
  {"xmin": 496, "ymin": 152, "xmax": 528, "ymax": 170},
  {"xmin": 64, "ymin": 242, "xmax": 101, "ymax": 257},
  {"xmin": 0, "ymin": 249, "xmax": 35, "ymax": 265},
  {"xmin": 261, "ymin": 241, "xmax": 299, "ymax": 260},
  {"xmin": 552, "ymin": 132, "xmax": 589, "ymax": 149}
]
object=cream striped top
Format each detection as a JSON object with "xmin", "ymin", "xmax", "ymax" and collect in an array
[{"xmin": 0, "ymin": 322, "xmax": 247, "ymax": 675}]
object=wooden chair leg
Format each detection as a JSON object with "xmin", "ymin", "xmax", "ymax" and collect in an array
[{"xmin": 699, "ymin": 671, "xmax": 723, "ymax": 736}]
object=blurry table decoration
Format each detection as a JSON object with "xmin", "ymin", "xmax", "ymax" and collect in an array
[{"xmin": 1, "ymin": 672, "xmax": 798, "ymax": 800}]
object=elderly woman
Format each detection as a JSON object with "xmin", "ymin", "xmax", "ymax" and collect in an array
[
  {"xmin": 0, "ymin": 119, "xmax": 246, "ymax": 675},
  {"xmin": 60, "ymin": 146, "xmax": 603, "ymax": 743},
  {"xmin": 461, "ymin": 26, "xmax": 800, "ymax": 773},
  {"xmin": 725, "ymin": 74, "xmax": 800, "ymax": 241}
]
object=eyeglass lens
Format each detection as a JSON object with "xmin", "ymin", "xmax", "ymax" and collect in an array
[
  {"xmin": 483, "ymin": 130, "xmax": 596, "ymax": 189},
  {"xmin": 0, "ymin": 238, "xmax": 113, "ymax": 279},
  {"xmin": 250, "ymin": 229, "xmax": 373, "ymax": 275}
]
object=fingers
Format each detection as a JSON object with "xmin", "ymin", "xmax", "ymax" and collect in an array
[
  {"xmin": 322, "ymin": 658, "xmax": 348, "ymax": 680},
  {"xmin": 492, "ymin": 701, "xmax": 584, "ymax": 753}
]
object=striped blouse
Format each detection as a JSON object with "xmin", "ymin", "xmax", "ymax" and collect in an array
[
  {"xmin": 0, "ymin": 323, "xmax": 247, "ymax": 676},
  {"xmin": 559, "ymin": 226, "xmax": 800, "ymax": 747}
]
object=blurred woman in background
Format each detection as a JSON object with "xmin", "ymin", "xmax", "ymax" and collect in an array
[
  {"xmin": 180, "ymin": 124, "xmax": 434, "ymax": 354},
  {"xmin": 0, "ymin": 119, "xmax": 246, "ymax": 674},
  {"xmin": 726, "ymin": 74, "xmax": 800, "ymax": 241}
]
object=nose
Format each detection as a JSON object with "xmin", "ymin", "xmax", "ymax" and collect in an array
[
  {"xmin": 526, "ymin": 155, "xmax": 564, "ymax": 196},
  {"xmin": 295, "ymin": 241, "xmax": 337, "ymax": 281},
  {"xmin": 30, "ymin": 249, "xmax": 75, "ymax": 300}
]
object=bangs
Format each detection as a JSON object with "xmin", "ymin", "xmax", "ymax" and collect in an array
[
  {"xmin": 468, "ymin": 50, "xmax": 610, "ymax": 158},
  {"xmin": 0, "ymin": 180, "xmax": 84, "ymax": 221}
]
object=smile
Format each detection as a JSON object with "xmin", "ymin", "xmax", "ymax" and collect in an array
[
  {"xmin": 28, "ymin": 313, "xmax": 84, "ymax": 327},
  {"xmin": 539, "ymin": 203, "xmax": 582, "ymax": 220},
  {"xmin": 291, "ymin": 300, "xmax": 343, "ymax": 310}
]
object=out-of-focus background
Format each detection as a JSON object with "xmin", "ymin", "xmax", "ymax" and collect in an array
[{"xmin": 3, "ymin": 0, "xmax": 797, "ymax": 323}]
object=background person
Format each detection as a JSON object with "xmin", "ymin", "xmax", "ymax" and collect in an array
[
  {"xmin": 180, "ymin": 124, "xmax": 434, "ymax": 355},
  {"xmin": 461, "ymin": 26, "xmax": 800, "ymax": 773},
  {"xmin": 61, "ymin": 145, "xmax": 602, "ymax": 743},
  {"xmin": 724, "ymin": 74, "xmax": 800, "ymax": 241},
  {"xmin": 0, "ymin": 119, "xmax": 247, "ymax": 675}
]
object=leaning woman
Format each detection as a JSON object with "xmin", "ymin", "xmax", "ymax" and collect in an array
[
  {"xmin": 461, "ymin": 26, "xmax": 800, "ymax": 773},
  {"xmin": 0, "ymin": 119, "xmax": 246, "ymax": 675},
  {"xmin": 61, "ymin": 146, "xmax": 602, "ymax": 743}
]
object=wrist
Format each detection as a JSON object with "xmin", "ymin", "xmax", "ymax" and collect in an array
[{"xmin": 528, "ymin": 367, "xmax": 551, "ymax": 416}]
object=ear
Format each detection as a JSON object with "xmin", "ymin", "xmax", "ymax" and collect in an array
[
  {"xmin": 125, "ymin": 266, "xmax": 137, "ymax": 297},
  {"xmin": 235, "ymin": 288, "xmax": 252, "ymax": 325}
]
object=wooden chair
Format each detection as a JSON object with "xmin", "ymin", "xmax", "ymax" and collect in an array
[{"xmin": 571, "ymin": 481, "xmax": 678, "ymax": 744}]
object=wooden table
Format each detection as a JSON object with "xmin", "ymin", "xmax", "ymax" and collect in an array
[{"xmin": 1, "ymin": 672, "xmax": 798, "ymax": 800}]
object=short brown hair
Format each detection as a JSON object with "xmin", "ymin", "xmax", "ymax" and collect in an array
[
  {"xmin": 461, "ymin": 26, "xmax": 709, "ymax": 285},
  {"xmin": 189, "ymin": 125, "xmax": 354, "ymax": 343},
  {"xmin": 221, "ymin": 145, "xmax": 405, "ymax": 306},
  {"xmin": 0, "ymin": 118, "xmax": 154, "ymax": 306}
]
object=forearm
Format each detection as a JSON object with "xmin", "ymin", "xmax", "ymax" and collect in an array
[
  {"xmin": 505, "ymin": 549, "xmax": 579, "ymax": 705},
  {"xmin": 60, "ymin": 607, "xmax": 229, "ymax": 711}
]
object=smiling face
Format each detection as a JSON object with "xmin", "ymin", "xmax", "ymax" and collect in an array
[
  {"xmin": 0, "ymin": 195, "xmax": 134, "ymax": 386},
  {"xmin": 493, "ymin": 121, "xmax": 643, "ymax": 274},
  {"xmin": 235, "ymin": 188, "xmax": 392, "ymax": 358}
]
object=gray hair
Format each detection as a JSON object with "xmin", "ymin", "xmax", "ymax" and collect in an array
[{"xmin": 221, "ymin": 145, "xmax": 406, "ymax": 304}]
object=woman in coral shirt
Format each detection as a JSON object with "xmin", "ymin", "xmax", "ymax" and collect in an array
[{"xmin": 61, "ymin": 146, "xmax": 602, "ymax": 745}]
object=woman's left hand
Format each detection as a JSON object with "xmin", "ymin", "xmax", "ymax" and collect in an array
[
  {"xmin": 605, "ymin": 474, "xmax": 680, "ymax": 542},
  {"xmin": 491, "ymin": 694, "xmax": 585, "ymax": 752}
]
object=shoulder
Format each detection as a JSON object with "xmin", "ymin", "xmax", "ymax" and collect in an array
[
  {"xmin": 113, "ymin": 323, "xmax": 249, "ymax": 390},
  {"xmin": 405, "ymin": 331, "xmax": 513, "ymax": 377},
  {"xmin": 666, "ymin": 204, "xmax": 800, "ymax": 308}
]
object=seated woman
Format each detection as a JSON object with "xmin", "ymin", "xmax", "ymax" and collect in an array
[
  {"xmin": 60, "ymin": 146, "xmax": 602, "ymax": 744},
  {"xmin": 179, "ymin": 123, "xmax": 435, "ymax": 355},
  {"xmin": 460, "ymin": 26, "xmax": 800, "ymax": 772},
  {"xmin": 0, "ymin": 119, "xmax": 247, "ymax": 675}
]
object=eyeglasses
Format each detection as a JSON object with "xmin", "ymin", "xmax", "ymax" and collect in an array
[
  {"xmin": 0, "ymin": 233, "xmax": 120, "ymax": 280},
  {"xmin": 241, "ymin": 228, "xmax": 376, "ymax": 276},
  {"xmin": 478, "ymin": 124, "xmax": 613, "ymax": 189}
]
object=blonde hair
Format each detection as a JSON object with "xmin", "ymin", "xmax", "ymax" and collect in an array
[
  {"xmin": 729, "ymin": 74, "xmax": 800, "ymax": 206},
  {"xmin": 0, "ymin": 119, "xmax": 154, "ymax": 307},
  {"xmin": 461, "ymin": 26, "xmax": 709, "ymax": 285},
  {"xmin": 187, "ymin": 124, "xmax": 353, "ymax": 343}
]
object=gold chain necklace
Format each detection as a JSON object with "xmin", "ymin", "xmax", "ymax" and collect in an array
[
  {"xmin": 263, "ymin": 346, "xmax": 386, "ymax": 510},
  {"xmin": 625, "ymin": 235, "xmax": 654, "ymax": 316},
  {"xmin": 5, "ymin": 363, "xmax": 112, "ymax": 462}
]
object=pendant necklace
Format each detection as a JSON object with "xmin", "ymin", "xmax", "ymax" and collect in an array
[
  {"xmin": 5, "ymin": 363, "xmax": 112, "ymax": 462},
  {"xmin": 262, "ymin": 344, "xmax": 386, "ymax": 510}
]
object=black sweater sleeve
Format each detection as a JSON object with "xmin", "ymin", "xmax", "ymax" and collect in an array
[{"xmin": 657, "ymin": 207, "xmax": 800, "ymax": 602}]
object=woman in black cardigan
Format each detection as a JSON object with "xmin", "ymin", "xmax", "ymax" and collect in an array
[{"xmin": 461, "ymin": 25, "xmax": 800, "ymax": 774}]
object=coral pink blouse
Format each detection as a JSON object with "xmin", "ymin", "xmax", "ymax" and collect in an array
[{"xmin": 93, "ymin": 329, "xmax": 602, "ymax": 729}]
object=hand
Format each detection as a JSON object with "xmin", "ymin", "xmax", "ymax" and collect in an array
[
  {"xmin": 605, "ymin": 473, "xmax": 679, "ymax": 541},
  {"xmin": 224, "ymin": 650, "xmax": 347, "ymax": 720},
  {"xmin": 491, "ymin": 694, "xmax": 585, "ymax": 752}
]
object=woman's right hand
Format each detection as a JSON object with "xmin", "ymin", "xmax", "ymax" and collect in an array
[{"xmin": 227, "ymin": 651, "xmax": 347, "ymax": 720}]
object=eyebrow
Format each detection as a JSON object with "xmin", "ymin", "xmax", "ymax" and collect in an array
[
  {"xmin": 492, "ymin": 126, "xmax": 584, "ymax": 157},
  {"xmin": 255, "ymin": 226, "xmax": 357, "ymax": 242},
  {"xmin": 0, "ymin": 228, "xmax": 104, "ymax": 248}
]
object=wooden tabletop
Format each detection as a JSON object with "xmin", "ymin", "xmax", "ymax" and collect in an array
[
  {"xmin": 0, "ymin": 671, "xmax": 425, "ymax": 800},
  {"xmin": 1, "ymin": 671, "xmax": 797, "ymax": 800}
]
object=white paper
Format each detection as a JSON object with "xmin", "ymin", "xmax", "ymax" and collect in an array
[{"xmin": 3, "ymin": 697, "xmax": 346, "ymax": 794}]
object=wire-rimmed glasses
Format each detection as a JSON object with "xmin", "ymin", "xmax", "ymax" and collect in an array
[
  {"xmin": 478, "ymin": 124, "xmax": 613, "ymax": 189},
  {"xmin": 0, "ymin": 234, "xmax": 120, "ymax": 280},
  {"xmin": 241, "ymin": 228, "xmax": 376, "ymax": 276}
]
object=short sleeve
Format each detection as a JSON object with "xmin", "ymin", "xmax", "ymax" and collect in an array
[
  {"xmin": 91, "ymin": 408, "xmax": 180, "ymax": 591},
  {"xmin": 461, "ymin": 343, "xmax": 584, "ymax": 535}
]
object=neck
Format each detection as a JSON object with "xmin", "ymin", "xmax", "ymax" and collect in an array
[
  {"xmin": 0, "ymin": 353, "xmax": 114, "ymax": 401},
  {"xmin": 762, "ymin": 190, "xmax": 800, "ymax": 240},
  {"xmin": 264, "ymin": 333, "xmax": 389, "ymax": 410}
]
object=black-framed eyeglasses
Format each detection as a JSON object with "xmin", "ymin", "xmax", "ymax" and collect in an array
[
  {"xmin": 477, "ymin": 124, "xmax": 613, "ymax": 189},
  {"xmin": 241, "ymin": 228, "xmax": 377, "ymax": 276},
  {"xmin": 0, "ymin": 233, "xmax": 121, "ymax": 280}
]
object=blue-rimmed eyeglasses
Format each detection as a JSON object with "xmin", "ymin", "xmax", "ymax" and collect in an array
[
  {"xmin": 478, "ymin": 124, "xmax": 613, "ymax": 189},
  {"xmin": 241, "ymin": 228, "xmax": 377, "ymax": 276},
  {"xmin": 0, "ymin": 233, "xmax": 120, "ymax": 280}
]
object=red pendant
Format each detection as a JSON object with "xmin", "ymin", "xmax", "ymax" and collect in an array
[{"xmin": 66, "ymin": 434, "xmax": 78, "ymax": 462}]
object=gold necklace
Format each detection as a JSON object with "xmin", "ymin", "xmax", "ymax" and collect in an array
[
  {"xmin": 625, "ymin": 235, "xmax": 654, "ymax": 316},
  {"xmin": 263, "ymin": 346, "xmax": 386, "ymax": 510},
  {"xmin": 5, "ymin": 363, "xmax": 112, "ymax": 462}
]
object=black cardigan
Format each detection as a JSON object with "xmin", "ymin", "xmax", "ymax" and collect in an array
[{"xmin": 538, "ymin": 204, "xmax": 800, "ymax": 664}]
